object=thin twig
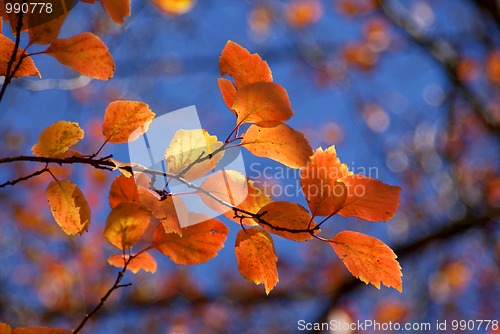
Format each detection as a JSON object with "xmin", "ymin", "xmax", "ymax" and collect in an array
[{"xmin": 0, "ymin": 167, "xmax": 49, "ymax": 188}]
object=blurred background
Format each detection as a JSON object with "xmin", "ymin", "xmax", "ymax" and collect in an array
[{"xmin": 0, "ymin": 0, "xmax": 499, "ymax": 333}]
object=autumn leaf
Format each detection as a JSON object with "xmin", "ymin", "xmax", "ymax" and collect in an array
[
  {"xmin": 44, "ymin": 32, "xmax": 115, "ymax": 80},
  {"xmin": 338, "ymin": 174, "xmax": 401, "ymax": 222},
  {"xmin": 330, "ymin": 231, "xmax": 402, "ymax": 292},
  {"xmin": 104, "ymin": 202, "xmax": 151, "ymax": 250},
  {"xmin": 153, "ymin": 214, "xmax": 229, "ymax": 265},
  {"xmin": 301, "ymin": 146, "xmax": 350, "ymax": 216},
  {"xmin": 46, "ymin": 180, "xmax": 91, "ymax": 236},
  {"xmin": 219, "ymin": 40, "xmax": 272, "ymax": 89},
  {"xmin": 28, "ymin": 14, "xmax": 67, "ymax": 45},
  {"xmin": 285, "ymin": 0, "xmax": 323, "ymax": 29},
  {"xmin": 218, "ymin": 78, "xmax": 237, "ymax": 113},
  {"xmin": 138, "ymin": 188, "xmax": 185, "ymax": 236},
  {"xmin": 101, "ymin": 0, "xmax": 131, "ymax": 24},
  {"xmin": 152, "ymin": 0, "xmax": 196, "ymax": 16},
  {"xmin": 256, "ymin": 201, "xmax": 316, "ymax": 241},
  {"xmin": 241, "ymin": 121, "xmax": 313, "ymax": 168},
  {"xmin": 164, "ymin": 129, "xmax": 224, "ymax": 180},
  {"xmin": 102, "ymin": 100, "xmax": 156, "ymax": 144},
  {"xmin": 199, "ymin": 170, "xmax": 272, "ymax": 226},
  {"xmin": 0, "ymin": 35, "xmax": 40, "ymax": 78},
  {"xmin": 107, "ymin": 252, "xmax": 157, "ymax": 274},
  {"xmin": 109, "ymin": 174, "xmax": 140, "ymax": 208},
  {"xmin": 12, "ymin": 328, "xmax": 72, "ymax": 334},
  {"xmin": 0, "ymin": 323, "xmax": 11, "ymax": 334},
  {"xmin": 232, "ymin": 82, "xmax": 294, "ymax": 125},
  {"xmin": 235, "ymin": 228, "xmax": 278, "ymax": 294},
  {"xmin": 32, "ymin": 121, "xmax": 84, "ymax": 158}
]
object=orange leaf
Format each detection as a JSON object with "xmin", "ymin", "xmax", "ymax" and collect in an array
[
  {"xmin": 46, "ymin": 180, "xmax": 91, "ymax": 236},
  {"xmin": 285, "ymin": 0, "xmax": 323, "ymax": 29},
  {"xmin": 0, "ymin": 35, "xmax": 40, "ymax": 78},
  {"xmin": 218, "ymin": 77, "xmax": 237, "ymax": 113},
  {"xmin": 44, "ymin": 32, "xmax": 115, "ymax": 80},
  {"xmin": 301, "ymin": 146, "xmax": 350, "ymax": 216},
  {"xmin": 32, "ymin": 121, "xmax": 84, "ymax": 158},
  {"xmin": 153, "ymin": 214, "xmax": 229, "ymax": 264},
  {"xmin": 152, "ymin": 0, "xmax": 196, "ymax": 16},
  {"xmin": 164, "ymin": 129, "xmax": 224, "ymax": 180},
  {"xmin": 28, "ymin": 13, "xmax": 67, "ymax": 45},
  {"xmin": 138, "ymin": 188, "xmax": 185, "ymax": 236},
  {"xmin": 241, "ymin": 121, "xmax": 313, "ymax": 168},
  {"xmin": 12, "ymin": 328, "xmax": 72, "ymax": 334},
  {"xmin": 232, "ymin": 82, "xmax": 294, "ymax": 125},
  {"xmin": 257, "ymin": 201, "xmax": 316, "ymax": 241},
  {"xmin": 104, "ymin": 202, "xmax": 151, "ymax": 250},
  {"xmin": 101, "ymin": 0, "xmax": 131, "ymax": 24},
  {"xmin": 102, "ymin": 100, "xmax": 156, "ymax": 144},
  {"xmin": 235, "ymin": 228, "xmax": 278, "ymax": 294},
  {"xmin": 109, "ymin": 174, "xmax": 140, "ymax": 208},
  {"xmin": 107, "ymin": 252, "xmax": 157, "ymax": 274},
  {"xmin": 219, "ymin": 40, "xmax": 272, "ymax": 89},
  {"xmin": 330, "ymin": 231, "xmax": 402, "ymax": 292},
  {"xmin": 337, "ymin": 174, "xmax": 401, "ymax": 222},
  {"xmin": 0, "ymin": 323, "xmax": 11, "ymax": 334},
  {"xmin": 199, "ymin": 170, "xmax": 272, "ymax": 225}
]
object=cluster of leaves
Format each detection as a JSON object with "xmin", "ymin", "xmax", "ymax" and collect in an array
[{"xmin": 0, "ymin": 3, "xmax": 402, "ymax": 332}]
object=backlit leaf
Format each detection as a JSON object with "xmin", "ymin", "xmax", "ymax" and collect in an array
[
  {"xmin": 232, "ymin": 82, "xmax": 294, "ymax": 125},
  {"xmin": 301, "ymin": 146, "xmax": 350, "ymax": 216},
  {"xmin": 0, "ymin": 322, "xmax": 11, "ymax": 334},
  {"xmin": 235, "ymin": 228, "xmax": 278, "ymax": 294},
  {"xmin": 256, "ymin": 201, "xmax": 316, "ymax": 241},
  {"xmin": 44, "ymin": 32, "xmax": 115, "ymax": 80},
  {"xmin": 29, "ymin": 14, "xmax": 67, "ymax": 45},
  {"xmin": 285, "ymin": 0, "xmax": 323, "ymax": 29},
  {"xmin": 101, "ymin": 0, "xmax": 131, "ymax": 24},
  {"xmin": 153, "ymin": 213, "xmax": 229, "ymax": 265},
  {"xmin": 32, "ymin": 121, "xmax": 84, "ymax": 158},
  {"xmin": 219, "ymin": 40, "xmax": 272, "ymax": 89},
  {"xmin": 0, "ymin": 35, "xmax": 40, "ymax": 78},
  {"xmin": 109, "ymin": 174, "xmax": 140, "ymax": 208},
  {"xmin": 46, "ymin": 180, "xmax": 90, "ymax": 236},
  {"xmin": 218, "ymin": 78, "xmax": 237, "ymax": 113},
  {"xmin": 152, "ymin": 0, "xmax": 196, "ymax": 16},
  {"xmin": 330, "ymin": 231, "xmax": 402, "ymax": 292},
  {"xmin": 104, "ymin": 202, "xmax": 151, "ymax": 250},
  {"xmin": 338, "ymin": 174, "xmax": 401, "ymax": 222},
  {"xmin": 200, "ymin": 170, "xmax": 272, "ymax": 226},
  {"xmin": 12, "ymin": 328, "xmax": 72, "ymax": 334},
  {"xmin": 138, "ymin": 188, "xmax": 185, "ymax": 236},
  {"xmin": 107, "ymin": 252, "xmax": 157, "ymax": 274},
  {"xmin": 102, "ymin": 100, "xmax": 156, "ymax": 144},
  {"xmin": 241, "ymin": 121, "xmax": 313, "ymax": 168},
  {"xmin": 164, "ymin": 129, "xmax": 224, "ymax": 180}
]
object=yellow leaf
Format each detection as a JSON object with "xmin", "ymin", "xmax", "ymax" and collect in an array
[
  {"xmin": 164, "ymin": 129, "xmax": 224, "ymax": 180},
  {"xmin": 152, "ymin": 0, "xmax": 196, "ymax": 16},
  {"xmin": 107, "ymin": 252, "xmax": 157, "ymax": 274},
  {"xmin": 330, "ymin": 231, "xmax": 402, "ymax": 292},
  {"xmin": 0, "ymin": 35, "xmax": 40, "ymax": 78},
  {"xmin": 301, "ymin": 146, "xmax": 350, "ymax": 216},
  {"xmin": 46, "ymin": 180, "xmax": 91, "ymax": 236},
  {"xmin": 138, "ymin": 188, "xmax": 185, "ymax": 236},
  {"xmin": 256, "ymin": 201, "xmax": 316, "ymax": 241},
  {"xmin": 102, "ymin": 100, "xmax": 156, "ymax": 144},
  {"xmin": 232, "ymin": 82, "xmax": 294, "ymax": 125},
  {"xmin": 199, "ymin": 170, "xmax": 272, "ymax": 226},
  {"xmin": 241, "ymin": 121, "xmax": 313, "ymax": 168},
  {"xmin": 153, "ymin": 213, "xmax": 229, "ymax": 265},
  {"xmin": 219, "ymin": 40, "xmax": 272, "ymax": 89},
  {"xmin": 235, "ymin": 228, "xmax": 278, "ymax": 294},
  {"xmin": 101, "ymin": 0, "xmax": 131, "ymax": 24},
  {"xmin": 104, "ymin": 202, "xmax": 151, "ymax": 250},
  {"xmin": 44, "ymin": 32, "xmax": 115, "ymax": 80},
  {"xmin": 32, "ymin": 121, "xmax": 84, "ymax": 158},
  {"xmin": 109, "ymin": 174, "xmax": 140, "ymax": 209}
]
